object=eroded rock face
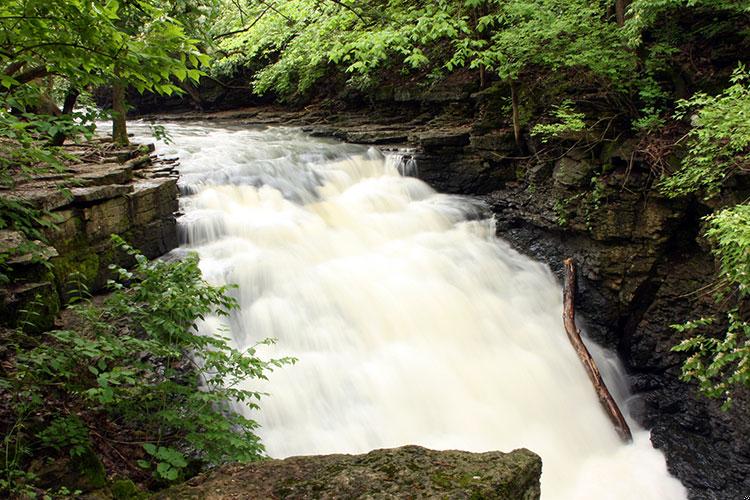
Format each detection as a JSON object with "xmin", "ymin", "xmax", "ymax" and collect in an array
[
  {"xmin": 157, "ymin": 446, "xmax": 542, "ymax": 500},
  {"xmin": 0, "ymin": 141, "xmax": 179, "ymax": 330}
]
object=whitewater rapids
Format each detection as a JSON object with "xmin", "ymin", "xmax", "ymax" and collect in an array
[{"xmin": 131, "ymin": 122, "xmax": 686, "ymax": 499}]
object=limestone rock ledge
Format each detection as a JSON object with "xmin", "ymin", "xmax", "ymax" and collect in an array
[
  {"xmin": 0, "ymin": 140, "xmax": 180, "ymax": 330},
  {"xmin": 156, "ymin": 446, "xmax": 542, "ymax": 500}
]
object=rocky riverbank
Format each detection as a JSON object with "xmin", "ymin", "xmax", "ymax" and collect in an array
[
  {"xmin": 136, "ymin": 90, "xmax": 749, "ymax": 498},
  {"xmin": 0, "ymin": 139, "xmax": 180, "ymax": 331}
]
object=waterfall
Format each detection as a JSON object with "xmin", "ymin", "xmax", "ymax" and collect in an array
[
  {"xmin": 131, "ymin": 121, "xmax": 687, "ymax": 499},
  {"xmin": 384, "ymin": 148, "xmax": 418, "ymax": 177}
]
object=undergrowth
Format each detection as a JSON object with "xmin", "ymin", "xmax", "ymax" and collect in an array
[{"xmin": 0, "ymin": 236, "xmax": 294, "ymax": 496}]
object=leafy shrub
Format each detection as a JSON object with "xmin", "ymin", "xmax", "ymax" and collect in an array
[
  {"xmin": 660, "ymin": 65, "xmax": 750, "ymax": 199},
  {"xmin": 672, "ymin": 204, "xmax": 750, "ymax": 408},
  {"xmin": 664, "ymin": 66, "xmax": 750, "ymax": 408},
  {"xmin": 531, "ymin": 100, "xmax": 587, "ymax": 142},
  {"xmin": 1, "ymin": 237, "xmax": 294, "ymax": 493}
]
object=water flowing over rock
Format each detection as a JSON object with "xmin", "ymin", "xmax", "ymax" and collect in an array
[
  {"xmin": 157, "ymin": 446, "xmax": 542, "ymax": 499},
  {"xmin": 132, "ymin": 122, "xmax": 687, "ymax": 500}
]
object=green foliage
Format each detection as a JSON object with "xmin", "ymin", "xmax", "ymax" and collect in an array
[
  {"xmin": 705, "ymin": 204, "xmax": 750, "ymax": 294},
  {"xmin": 675, "ymin": 203, "xmax": 750, "ymax": 408},
  {"xmin": 36, "ymin": 416, "xmax": 90, "ymax": 458},
  {"xmin": 672, "ymin": 311, "xmax": 749, "ymax": 410},
  {"xmin": 661, "ymin": 65, "xmax": 750, "ymax": 199},
  {"xmin": 531, "ymin": 100, "xmax": 587, "ymax": 142},
  {"xmin": 212, "ymin": 0, "xmax": 634, "ymax": 99},
  {"xmin": 0, "ymin": 0, "xmax": 209, "ymax": 95},
  {"xmin": 0, "ymin": 100, "xmax": 97, "ymax": 184},
  {"xmin": 450, "ymin": 0, "xmax": 634, "ymax": 83},
  {"xmin": 669, "ymin": 170, "xmax": 750, "ymax": 407},
  {"xmin": 0, "ymin": 0, "xmax": 212, "ymax": 169},
  {"xmin": 0, "ymin": 197, "xmax": 58, "ymax": 285},
  {"xmin": 141, "ymin": 444, "xmax": 188, "ymax": 481},
  {"xmin": 2, "ymin": 237, "xmax": 294, "ymax": 493},
  {"xmin": 624, "ymin": 0, "xmax": 750, "ymax": 47}
]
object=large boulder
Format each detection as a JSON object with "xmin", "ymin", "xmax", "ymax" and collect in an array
[{"xmin": 157, "ymin": 446, "xmax": 542, "ymax": 500}]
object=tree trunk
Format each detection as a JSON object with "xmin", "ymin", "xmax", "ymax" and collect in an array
[
  {"xmin": 510, "ymin": 80, "xmax": 521, "ymax": 149},
  {"xmin": 112, "ymin": 80, "xmax": 129, "ymax": 146},
  {"xmin": 562, "ymin": 258, "xmax": 633, "ymax": 443},
  {"xmin": 50, "ymin": 89, "xmax": 80, "ymax": 147},
  {"xmin": 615, "ymin": 0, "xmax": 627, "ymax": 27}
]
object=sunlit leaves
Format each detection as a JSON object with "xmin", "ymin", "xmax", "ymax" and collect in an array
[
  {"xmin": 661, "ymin": 64, "xmax": 750, "ymax": 198},
  {"xmin": 8, "ymin": 237, "xmax": 295, "ymax": 488}
]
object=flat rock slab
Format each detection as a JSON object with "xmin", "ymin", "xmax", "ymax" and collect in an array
[
  {"xmin": 345, "ymin": 130, "xmax": 409, "ymax": 144},
  {"xmin": 68, "ymin": 163, "xmax": 134, "ymax": 186},
  {"xmin": 0, "ymin": 230, "xmax": 55, "ymax": 265},
  {"xmin": 0, "ymin": 184, "xmax": 71, "ymax": 211},
  {"xmin": 156, "ymin": 445, "xmax": 541, "ymax": 500},
  {"xmin": 412, "ymin": 128, "xmax": 472, "ymax": 148},
  {"xmin": 70, "ymin": 184, "xmax": 132, "ymax": 203}
]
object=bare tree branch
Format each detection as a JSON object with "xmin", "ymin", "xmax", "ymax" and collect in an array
[{"xmin": 214, "ymin": 4, "xmax": 273, "ymax": 40}]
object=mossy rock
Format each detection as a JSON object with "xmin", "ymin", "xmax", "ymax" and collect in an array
[
  {"xmin": 51, "ymin": 250, "xmax": 100, "ymax": 302},
  {"xmin": 156, "ymin": 445, "xmax": 542, "ymax": 499},
  {"xmin": 29, "ymin": 448, "xmax": 107, "ymax": 493},
  {"xmin": 1, "ymin": 278, "xmax": 60, "ymax": 332},
  {"xmin": 110, "ymin": 478, "xmax": 149, "ymax": 499}
]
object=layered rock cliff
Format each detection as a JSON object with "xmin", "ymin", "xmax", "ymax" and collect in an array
[{"xmin": 0, "ymin": 140, "xmax": 179, "ymax": 331}]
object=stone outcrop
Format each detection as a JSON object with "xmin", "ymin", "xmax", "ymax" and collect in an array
[
  {"xmin": 0, "ymin": 140, "xmax": 179, "ymax": 331},
  {"xmin": 157, "ymin": 446, "xmax": 542, "ymax": 500}
]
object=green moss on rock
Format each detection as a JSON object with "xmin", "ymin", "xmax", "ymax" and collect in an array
[{"xmin": 156, "ymin": 445, "xmax": 542, "ymax": 500}]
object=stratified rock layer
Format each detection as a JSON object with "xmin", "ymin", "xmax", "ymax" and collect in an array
[
  {"xmin": 157, "ymin": 445, "xmax": 542, "ymax": 500},
  {"xmin": 0, "ymin": 140, "xmax": 179, "ymax": 330}
]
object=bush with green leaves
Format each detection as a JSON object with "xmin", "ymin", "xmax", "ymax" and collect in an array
[
  {"xmin": 530, "ymin": 100, "xmax": 588, "ymax": 142},
  {"xmin": 661, "ymin": 65, "xmax": 750, "ymax": 199},
  {"xmin": 671, "ymin": 204, "xmax": 750, "ymax": 409},
  {"xmin": 1, "ymin": 237, "xmax": 293, "ymax": 493},
  {"xmin": 663, "ymin": 65, "xmax": 750, "ymax": 408}
]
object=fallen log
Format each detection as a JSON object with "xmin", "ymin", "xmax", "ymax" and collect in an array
[{"xmin": 563, "ymin": 258, "xmax": 633, "ymax": 443}]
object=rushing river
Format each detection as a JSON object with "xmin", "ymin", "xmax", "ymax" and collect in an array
[{"xmin": 131, "ymin": 121, "xmax": 686, "ymax": 499}]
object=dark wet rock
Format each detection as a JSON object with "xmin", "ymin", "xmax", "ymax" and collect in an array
[
  {"xmin": 29, "ymin": 448, "xmax": 108, "ymax": 492},
  {"xmin": 345, "ymin": 129, "xmax": 409, "ymax": 144},
  {"xmin": 484, "ymin": 170, "xmax": 750, "ymax": 500},
  {"xmin": 157, "ymin": 446, "xmax": 542, "ymax": 500},
  {"xmin": 412, "ymin": 128, "xmax": 471, "ymax": 149}
]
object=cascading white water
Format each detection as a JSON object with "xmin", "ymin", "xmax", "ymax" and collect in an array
[{"xmin": 131, "ymin": 121, "xmax": 687, "ymax": 499}]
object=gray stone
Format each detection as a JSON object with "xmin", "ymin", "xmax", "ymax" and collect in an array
[
  {"xmin": 129, "ymin": 178, "xmax": 178, "ymax": 225},
  {"xmin": 470, "ymin": 132, "xmax": 517, "ymax": 152},
  {"xmin": 124, "ymin": 154, "xmax": 152, "ymax": 170},
  {"xmin": 0, "ymin": 185, "xmax": 71, "ymax": 211},
  {"xmin": 70, "ymin": 184, "xmax": 132, "ymax": 203},
  {"xmin": 0, "ymin": 230, "xmax": 58, "ymax": 264},
  {"xmin": 345, "ymin": 130, "xmax": 408, "ymax": 144},
  {"xmin": 413, "ymin": 128, "xmax": 471, "ymax": 149},
  {"xmin": 552, "ymin": 157, "xmax": 597, "ymax": 187},
  {"xmin": 69, "ymin": 163, "xmax": 134, "ymax": 186},
  {"xmin": 82, "ymin": 197, "xmax": 130, "ymax": 240},
  {"xmin": 157, "ymin": 445, "xmax": 542, "ymax": 500}
]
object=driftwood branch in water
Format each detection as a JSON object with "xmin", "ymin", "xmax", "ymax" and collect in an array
[{"xmin": 563, "ymin": 258, "xmax": 633, "ymax": 443}]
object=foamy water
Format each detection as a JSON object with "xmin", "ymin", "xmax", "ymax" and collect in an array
[{"xmin": 131, "ymin": 121, "xmax": 686, "ymax": 499}]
